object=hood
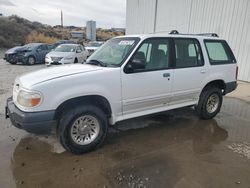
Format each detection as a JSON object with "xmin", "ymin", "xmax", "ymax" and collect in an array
[
  {"xmin": 6, "ymin": 46, "xmax": 25, "ymax": 54},
  {"xmin": 47, "ymin": 51, "xmax": 75, "ymax": 58},
  {"xmin": 18, "ymin": 64, "xmax": 103, "ymax": 88}
]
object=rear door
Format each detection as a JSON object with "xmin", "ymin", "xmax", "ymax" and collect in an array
[{"xmin": 170, "ymin": 38, "xmax": 206, "ymax": 105}]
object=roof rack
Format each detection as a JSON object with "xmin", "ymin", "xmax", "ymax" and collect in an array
[{"xmin": 169, "ymin": 30, "xmax": 219, "ymax": 37}]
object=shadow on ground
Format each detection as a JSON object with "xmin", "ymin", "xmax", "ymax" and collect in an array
[{"xmin": 12, "ymin": 108, "xmax": 236, "ymax": 187}]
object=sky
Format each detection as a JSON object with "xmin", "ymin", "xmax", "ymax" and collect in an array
[{"xmin": 0, "ymin": 0, "xmax": 126, "ymax": 28}]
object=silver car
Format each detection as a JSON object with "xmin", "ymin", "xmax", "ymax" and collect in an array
[{"xmin": 45, "ymin": 44, "xmax": 89, "ymax": 66}]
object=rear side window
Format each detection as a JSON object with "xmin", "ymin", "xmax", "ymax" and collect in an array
[
  {"xmin": 204, "ymin": 40, "xmax": 236, "ymax": 65},
  {"xmin": 174, "ymin": 38, "xmax": 204, "ymax": 68}
]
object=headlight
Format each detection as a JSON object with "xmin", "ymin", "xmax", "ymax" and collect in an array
[
  {"xmin": 17, "ymin": 90, "xmax": 41, "ymax": 107},
  {"xmin": 64, "ymin": 56, "xmax": 73, "ymax": 60},
  {"xmin": 45, "ymin": 56, "xmax": 50, "ymax": 59}
]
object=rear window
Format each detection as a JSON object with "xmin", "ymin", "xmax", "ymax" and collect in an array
[{"xmin": 204, "ymin": 40, "xmax": 236, "ymax": 65}]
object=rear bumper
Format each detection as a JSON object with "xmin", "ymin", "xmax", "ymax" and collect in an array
[
  {"xmin": 5, "ymin": 97, "xmax": 57, "ymax": 134},
  {"xmin": 224, "ymin": 81, "xmax": 237, "ymax": 95}
]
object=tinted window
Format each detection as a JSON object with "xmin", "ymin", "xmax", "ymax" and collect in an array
[
  {"xmin": 131, "ymin": 38, "xmax": 170, "ymax": 71},
  {"xmin": 204, "ymin": 40, "xmax": 236, "ymax": 65},
  {"xmin": 174, "ymin": 38, "xmax": 204, "ymax": 68}
]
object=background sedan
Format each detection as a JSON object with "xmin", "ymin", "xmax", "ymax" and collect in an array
[
  {"xmin": 4, "ymin": 43, "xmax": 50, "ymax": 65},
  {"xmin": 45, "ymin": 44, "xmax": 89, "ymax": 66}
]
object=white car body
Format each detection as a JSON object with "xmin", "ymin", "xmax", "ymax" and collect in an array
[
  {"xmin": 45, "ymin": 44, "xmax": 89, "ymax": 65},
  {"xmin": 12, "ymin": 33, "xmax": 237, "ymax": 125}
]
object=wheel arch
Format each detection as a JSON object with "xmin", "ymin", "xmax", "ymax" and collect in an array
[
  {"xmin": 54, "ymin": 95, "xmax": 112, "ymax": 120},
  {"xmin": 201, "ymin": 79, "xmax": 226, "ymax": 94},
  {"xmin": 27, "ymin": 55, "xmax": 36, "ymax": 64}
]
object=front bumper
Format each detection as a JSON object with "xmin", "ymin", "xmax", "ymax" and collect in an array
[
  {"xmin": 5, "ymin": 97, "xmax": 57, "ymax": 134},
  {"xmin": 45, "ymin": 58, "xmax": 73, "ymax": 66},
  {"xmin": 4, "ymin": 53, "xmax": 18, "ymax": 63}
]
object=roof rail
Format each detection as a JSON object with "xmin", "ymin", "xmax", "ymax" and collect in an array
[
  {"xmin": 168, "ymin": 30, "xmax": 219, "ymax": 37},
  {"xmin": 196, "ymin": 33, "xmax": 219, "ymax": 37}
]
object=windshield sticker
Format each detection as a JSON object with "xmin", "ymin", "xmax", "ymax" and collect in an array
[{"xmin": 118, "ymin": 40, "xmax": 135, "ymax": 45}]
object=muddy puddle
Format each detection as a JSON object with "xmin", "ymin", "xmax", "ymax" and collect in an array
[{"xmin": 0, "ymin": 97, "xmax": 249, "ymax": 188}]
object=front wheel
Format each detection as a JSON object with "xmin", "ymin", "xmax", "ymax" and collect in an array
[
  {"xmin": 58, "ymin": 105, "xmax": 108, "ymax": 154},
  {"xmin": 27, "ymin": 56, "xmax": 36, "ymax": 65},
  {"xmin": 196, "ymin": 87, "xmax": 223, "ymax": 119}
]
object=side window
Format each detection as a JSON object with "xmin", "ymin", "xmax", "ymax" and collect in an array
[
  {"xmin": 130, "ymin": 38, "xmax": 170, "ymax": 72},
  {"xmin": 39, "ymin": 45, "xmax": 47, "ymax": 51},
  {"xmin": 204, "ymin": 40, "xmax": 235, "ymax": 65},
  {"xmin": 138, "ymin": 43, "xmax": 152, "ymax": 63},
  {"xmin": 174, "ymin": 38, "xmax": 204, "ymax": 68}
]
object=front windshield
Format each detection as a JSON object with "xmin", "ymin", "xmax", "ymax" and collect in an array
[
  {"xmin": 87, "ymin": 37, "xmax": 140, "ymax": 66},
  {"xmin": 54, "ymin": 45, "xmax": 76, "ymax": 52}
]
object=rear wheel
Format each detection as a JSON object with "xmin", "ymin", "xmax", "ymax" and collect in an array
[
  {"xmin": 58, "ymin": 105, "xmax": 108, "ymax": 154},
  {"xmin": 196, "ymin": 87, "xmax": 223, "ymax": 119},
  {"xmin": 27, "ymin": 56, "xmax": 36, "ymax": 65}
]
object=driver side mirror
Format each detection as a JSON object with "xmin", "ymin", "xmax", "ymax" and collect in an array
[
  {"xmin": 126, "ymin": 58, "xmax": 146, "ymax": 73},
  {"xmin": 76, "ymin": 49, "xmax": 81, "ymax": 53}
]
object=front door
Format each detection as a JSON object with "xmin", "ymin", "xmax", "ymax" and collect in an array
[{"xmin": 121, "ymin": 38, "xmax": 173, "ymax": 116}]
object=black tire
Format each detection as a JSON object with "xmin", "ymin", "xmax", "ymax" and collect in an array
[
  {"xmin": 196, "ymin": 86, "xmax": 223, "ymax": 120},
  {"xmin": 58, "ymin": 105, "xmax": 108, "ymax": 154},
  {"xmin": 74, "ymin": 58, "xmax": 78, "ymax": 63},
  {"xmin": 9, "ymin": 61, "xmax": 17, "ymax": 65},
  {"xmin": 27, "ymin": 56, "xmax": 36, "ymax": 65}
]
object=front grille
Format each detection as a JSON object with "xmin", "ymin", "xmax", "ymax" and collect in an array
[
  {"xmin": 5, "ymin": 53, "xmax": 17, "ymax": 62},
  {"xmin": 51, "ymin": 57, "xmax": 63, "ymax": 62}
]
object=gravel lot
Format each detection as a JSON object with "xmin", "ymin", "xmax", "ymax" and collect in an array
[{"xmin": 0, "ymin": 51, "xmax": 250, "ymax": 188}]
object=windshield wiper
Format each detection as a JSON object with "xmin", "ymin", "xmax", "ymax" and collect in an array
[{"xmin": 86, "ymin": 59, "xmax": 107, "ymax": 67}]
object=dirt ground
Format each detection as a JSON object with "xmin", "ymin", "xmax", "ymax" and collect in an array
[{"xmin": 0, "ymin": 55, "xmax": 250, "ymax": 188}]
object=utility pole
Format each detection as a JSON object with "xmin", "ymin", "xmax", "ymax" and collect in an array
[{"xmin": 61, "ymin": 10, "xmax": 64, "ymax": 39}]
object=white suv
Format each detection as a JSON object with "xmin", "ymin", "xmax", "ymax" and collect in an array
[{"xmin": 6, "ymin": 31, "xmax": 238, "ymax": 154}]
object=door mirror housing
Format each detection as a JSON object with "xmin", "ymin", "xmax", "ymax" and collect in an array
[
  {"xmin": 125, "ymin": 58, "xmax": 146, "ymax": 73},
  {"xmin": 76, "ymin": 49, "xmax": 81, "ymax": 53}
]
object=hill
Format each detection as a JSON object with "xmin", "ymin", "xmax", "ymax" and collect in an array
[
  {"xmin": 0, "ymin": 15, "xmax": 60, "ymax": 48},
  {"xmin": 0, "ymin": 15, "xmax": 125, "ymax": 48}
]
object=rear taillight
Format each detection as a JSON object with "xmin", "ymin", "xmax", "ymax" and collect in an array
[{"xmin": 236, "ymin": 66, "xmax": 238, "ymax": 80}]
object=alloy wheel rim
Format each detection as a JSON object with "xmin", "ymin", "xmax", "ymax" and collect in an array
[
  {"xmin": 70, "ymin": 115, "xmax": 100, "ymax": 145},
  {"xmin": 206, "ymin": 93, "xmax": 219, "ymax": 113}
]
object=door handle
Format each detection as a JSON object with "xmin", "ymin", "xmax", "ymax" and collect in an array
[
  {"xmin": 200, "ymin": 70, "xmax": 206, "ymax": 74},
  {"xmin": 163, "ymin": 73, "xmax": 170, "ymax": 78}
]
